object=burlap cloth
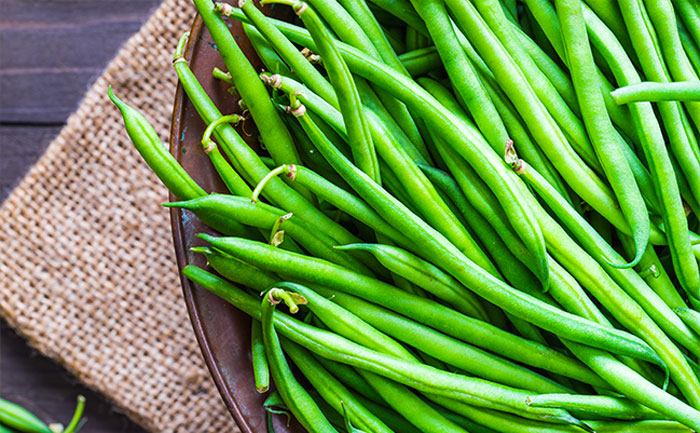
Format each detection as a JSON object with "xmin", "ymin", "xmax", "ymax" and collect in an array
[{"xmin": 0, "ymin": 0, "xmax": 238, "ymax": 431}]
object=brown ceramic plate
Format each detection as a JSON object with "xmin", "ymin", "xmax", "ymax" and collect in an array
[{"xmin": 168, "ymin": 6, "xmax": 303, "ymax": 433}]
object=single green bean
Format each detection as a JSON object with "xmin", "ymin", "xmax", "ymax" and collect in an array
[
  {"xmin": 108, "ymin": 88, "xmax": 249, "ymax": 237},
  {"xmin": 527, "ymin": 394, "xmax": 659, "ymax": 420},
  {"xmin": 674, "ymin": 308, "xmax": 700, "ymax": 337},
  {"xmin": 251, "ymin": 320, "xmax": 269, "ymax": 393},
  {"xmin": 556, "ymin": 0, "xmax": 649, "ymax": 268},
  {"xmin": 612, "ymin": 82, "xmax": 700, "ymax": 104}
]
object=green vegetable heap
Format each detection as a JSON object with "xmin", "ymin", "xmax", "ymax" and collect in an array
[{"xmin": 111, "ymin": 0, "xmax": 700, "ymax": 431}]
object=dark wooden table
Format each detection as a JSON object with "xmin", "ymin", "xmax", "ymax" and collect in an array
[{"xmin": 1, "ymin": 1, "xmax": 162, "ymax": 430}]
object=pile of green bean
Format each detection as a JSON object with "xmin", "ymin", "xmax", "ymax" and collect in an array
[{"xmin": 110, "ymin": 0, "xmax": 700, "ymax": 431}]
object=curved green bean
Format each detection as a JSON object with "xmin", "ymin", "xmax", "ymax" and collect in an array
[{"xmin": 556, "ymin": 0, "xmax": 649, "ymax": 268}]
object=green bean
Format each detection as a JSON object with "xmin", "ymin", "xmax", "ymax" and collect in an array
[
  {"xmin": 265, "ymin": 0, "xmax": 379, "ymax": 181},
  {"xmin": 336, "ymin": 243, "xmax": 489, "ymax": 320},
  {"xmin": 584, "ymin": 0, "xmax": 638, "ymax": 64},
  {"xmin": 171, "ymin": 35, "xmax": 362, "ymax": 247},
  {"xmin": 260, "ymin": 163, "xmax": 413, "ymax": 248},
  {"xmin": 399, "ymin": 47, "xmax": 440, "ymax": 76},
  {"xmin": 612, "ymin": 82, "xmax": 700, "ymax": 104},
  {"xmin": 585, "ymin": 4, "xmax": 699, "ymax": 302},
  {"xmin": 0, "ymin": 397, "xmax": 52, "ymax": 433},
  {"xmin": 251, "ymin": 320, "xmax": 269, "ymax": 393},
  {"xmin": 646, "ymin": 0, "xmax": 700, "ymax": 130},
  {"xmin": 308, "ymin": 284, "xmax": 579, "ymax": 394},
  {"xmin": 312, "ymin": 357, "xmax": 384, "ymax": 405},
  {"xmin": 618, "ymin": 0, "xmax": 700, "ymax": 300},
  {"xmin": 564, "ymin": 341, "xmax": 700, "ymax": 431},
  {"xmin": 194, "ymin": 0, "xmax": 302, "ymax": 170},
  {"xmin": 283, "ymin": 340, "xmax": 393, "ymax": 433},
  {"xmin": 186, "ymin": 266, "xmax": 580, "ymax": 423},
  {"xmin": 300, "ymin": 0, "xmax": 421, "ymax": 151},
  {"xmin": 200, "ymin": 113, "xmax": 252, "ymax": 196},
  {"xmin": 198, "ymin": 236, "xmax": 606, "ymax": 386},
  {"xmin": 412, "ymin": 0, "xmax": 508, "ymax": 154},
  {"xmin": 108, "ymin": 88, "xmax": 251, "ymax": 237},
  {"xmin": 619, "ymin": 235, "xmax": 688, "ymax": 309},
  {"xmin": 250, "ymin": 15, "xmax": 552, "ymax": 288},
  {"xmin": 673, "ymin": 0, "xmax": 700, "ymax": 49},
  {"xmin": 511, "ymin": 151, "xmax": 700, "ymax": 360},
  {"xmin": 527, "ymin": 394, "xmax": 659, "ymax": 420},
  {"xmin": 556, "ymin": 0, "xmax": 649, "ymax": 268},
  {"xmin": 358, "ymin": 372, "xmax": 472, "ymax": 433},
  {"xmin": 678, "ymin": 19, "xmax": 700, "ymax": 76},
  {"xmin": 260, "ymin": 288, "xmax": 339, "ymax": 433},
  {"xmin": 281, "ymin": 282, "xmax": 414, "ymax": 360},
  {"xmin": 265, "ymin": 74, "xmax": 500, "ymax": 276},
  {"xmin": 674, "ymin": 308, "xmax": 700, "ymax": 337},
  {"xmin": 201, "ymin": 231, "xmax": 665, "ymax": 376},
  {"xmin": 366, "ymin": 0, "xmax": 425, "ymax": 35},
  {"xmin": 109, "ymin": 88, "xmax": 204, "ymax": 200},
  {"xmin": 166, "ymin": 194, "xmax": 373, "ymax": 275}
]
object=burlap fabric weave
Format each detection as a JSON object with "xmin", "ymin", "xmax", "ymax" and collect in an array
[{"xmin": 0, "ymin": 0, "xmax": 237, "ymax": 431}]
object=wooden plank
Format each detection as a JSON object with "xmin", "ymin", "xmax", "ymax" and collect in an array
[
  {"xmin": 0, "ymin": 125, "xmax": 62, "ymax": 200},
  {"xmin": 0, "ymin": 0, "xmax": 161, "ymax": 122}
]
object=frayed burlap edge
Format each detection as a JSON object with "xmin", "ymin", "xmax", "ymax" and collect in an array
[{"xmin": 0, "ymin": 0, "xmax": 237, "ymax": 431}]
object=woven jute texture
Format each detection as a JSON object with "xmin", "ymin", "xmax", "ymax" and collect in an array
[{"xmin": 0, "ymin": 0, "xmax": 237, "ymax": 431}]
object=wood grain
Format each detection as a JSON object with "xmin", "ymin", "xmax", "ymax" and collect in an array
[
  {"xmin": 1, "ymin": 0, "xmax": 161, "ymax": 431},
  {"xmin": 0, "ymin": 0, "xmax": 161, "ymax": 122}
]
